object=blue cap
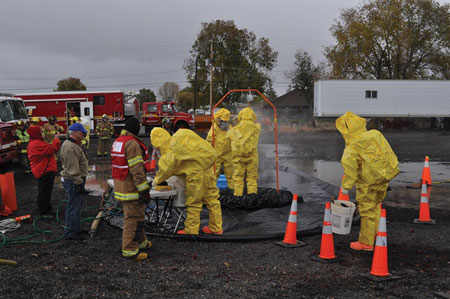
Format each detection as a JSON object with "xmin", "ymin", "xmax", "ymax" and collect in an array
[{"xmin": 69, "ymin": 123, "xmax": 87, "ymax": 134}]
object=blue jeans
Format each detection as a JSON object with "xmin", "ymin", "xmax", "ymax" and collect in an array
[{"xmin": 62, "ymin": 179, "xmax": 84, "ymax": 238}]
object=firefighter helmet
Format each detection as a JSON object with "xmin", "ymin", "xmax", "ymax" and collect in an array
[
  {"xmin": 102, "ymin": 114, "xmax": 108, "ymax": 119},
  {"xmin": 31, "ymin": 116, "xmax": 40, "ymax": 123},
  {"xmin": 17, "ymin": 120, "xmax": 24, "ymax": 126},
  {"xmin": 48, "ymin": 115, "xmax": 56, "ymax": 121},
  {"xmin": 72, "ymin": 116, "xmax": 79, "ymax": 122}
]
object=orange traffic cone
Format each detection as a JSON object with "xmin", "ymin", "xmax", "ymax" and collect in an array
[
  {"xmin": 0, "ymin": 173, "xmax": 17, "ymax": 211},
  {"xmin": 361, "ymin": 208, "xmax": 400, "ymax": 281},
  {"xmin": 311, "ymin": 201, "xmax": 339, "ymax": 263},
  {"xmin": 150, "ymin": 148, "xmax": 157, "ymax": 170},
  {"xmin": 337, "ymin": 175, "xmax": 350, "ymax": 201},
  {"xmin": 275, "ymin": 194, "xmax": 306, "ymax": 248},
  {"xmin": 421, "ymin": 156, "xmax": 432, "ymax": 185},
  {"xmin": 0, "ymin": 204, "xmax": 13, "ymax": 216},
  {"xmin": 421, "ymin": 156, "xmax": 432, "ymax": 199},
  {"xmin": 414, "ymin": 182, "xmax": 435, "ymax": 224}
]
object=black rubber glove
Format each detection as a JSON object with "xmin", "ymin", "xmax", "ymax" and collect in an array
[
  {"xmin": 74, "ymin": 184, "xmax": 85, "ymax": 195},
  {"xmin": 139, "ymin": 191, "xmax": 151, "ymax": 205}
]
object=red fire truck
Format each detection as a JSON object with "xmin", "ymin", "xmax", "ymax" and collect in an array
[
  {"xmin": 0, "ymin": 94, "xmax": 28, "ymax": 164},
  {"xmin": 142, "ymin": 101, "xmax": 195, "ymax": 132},
  {"xmin": 15, "ymin": 91, "xmax": 139, "ymax": 134}
]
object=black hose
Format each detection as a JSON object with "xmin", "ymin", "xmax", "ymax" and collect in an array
[{"xmin": 146, "ymin": 227, "xmax": 321, "ymax": 242}]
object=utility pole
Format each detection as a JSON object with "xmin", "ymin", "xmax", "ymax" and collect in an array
[
  {"xmin": 209, "ymin": 42, "xmax": 213, "ymax": 114},
  {"xmin": 193, "ymin": 56, "xmax": 198, "ymax": 114}
]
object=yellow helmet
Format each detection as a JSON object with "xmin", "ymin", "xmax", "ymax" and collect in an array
[
  {"xmin": 31, "ymin": 116, "xmax": 40, "ymax": 123},
  {"xmin": 17, "ymin": 120, "xmax": 24, "ymax": 125},
  {"xmin": 72, "ymin": 116, "xmax": 79, "ymax": 122}
]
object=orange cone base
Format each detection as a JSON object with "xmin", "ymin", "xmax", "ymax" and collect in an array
[
  {"xmin": 310, "ymin": 255, "xmax": 340, "ymax": 264},
  {"xmin": 413, "ymin": 218, "xmax": 436, "ymax": 225},
  {"xmin": 0, "ymin": 205, "xmax": 13, "ymax": 216},
  {"xmin": 274, "ymin": 240, "xmax": 307, "ymax": 248},
  {"xmin": 359, "ymin": 273, "xmax": 401, "ymax": 282}
]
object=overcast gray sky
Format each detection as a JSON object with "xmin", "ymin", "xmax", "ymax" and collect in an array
[{"xmin": 1, "ymin": 0, "xmax": 448, "ymax": 98}]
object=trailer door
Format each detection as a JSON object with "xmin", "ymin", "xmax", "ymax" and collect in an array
[{"xmin": 80, "ymin": 102, "xmax": 94, "ymax": 129}]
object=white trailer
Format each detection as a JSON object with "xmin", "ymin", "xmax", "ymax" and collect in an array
[{"xmin": 314, "ymin": 80, "xmax": 450, "ymax": 118}]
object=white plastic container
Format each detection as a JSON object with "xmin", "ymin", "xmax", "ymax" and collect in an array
[
  {"xmin": 331, "ymin": 200, "xmax": 356, "ymax": 235},
  {"xmin": 166, "ymin": 176, "xmax": 186, "ymax": 208}
]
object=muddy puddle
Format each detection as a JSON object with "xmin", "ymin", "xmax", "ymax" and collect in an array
[{"xmin": 62, "ymin": 144, "xmax": 450, "ymax": 210}]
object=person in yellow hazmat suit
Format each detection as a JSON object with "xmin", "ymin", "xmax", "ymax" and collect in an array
[
  {"xmin": 227, "ymin": 107, "xmax": 261, "ymax": 197},
  {"xmin": 336, "ymin": 112, "xmax": 399, "ymax": 251},
  {"xmin": 150, "ymin": 128, "xmax": 223, "ymax": 235},
  {"xmin": 206, "ymin": 108, "xmax": 233, "ymax": 189}
]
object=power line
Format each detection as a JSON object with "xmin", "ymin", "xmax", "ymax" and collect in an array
[{"xmin": 0, "ymin": 70, "xmax": 185, "ymax": 81}]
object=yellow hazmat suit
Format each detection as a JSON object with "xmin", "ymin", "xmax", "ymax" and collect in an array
[
  {"xmin": 206, "ymin": 108, "xmax": 233, "ymax": 189},
  {"xmin": 336, "ymin": 112, "xmax": 399, "ymax": 246},
  {"xmin": 151, "ymin": 128, "xmax": 223, "ymax": 235},
  {"xmin": 227, "ymin": 107, "xmax": 261, "ymax": 197},
  {"xmin": 150, "ymin": 127, "xmax": 171, "ymax": 156}
]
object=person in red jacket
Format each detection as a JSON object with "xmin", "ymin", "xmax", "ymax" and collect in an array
[{"xmin": 27, "ymin": 126, "xmax": 61, "ymax": 216}]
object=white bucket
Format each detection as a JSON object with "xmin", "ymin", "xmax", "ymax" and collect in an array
[
  {"xmin": 166, "ymin": 176, "xmax": 186, "ymax": 208},
  {"xmin": 331, "ymin": 200, "xmax": 356, "ymax": 235}
]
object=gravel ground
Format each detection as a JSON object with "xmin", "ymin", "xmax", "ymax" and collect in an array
[{"xmin": 1, "ymin": 129, "xmax": 449, "ymax": 299}]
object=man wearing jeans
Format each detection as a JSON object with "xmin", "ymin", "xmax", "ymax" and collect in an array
[{"xmin": 60, "ymin": 123, "xmax": 89, "ymax": 241}]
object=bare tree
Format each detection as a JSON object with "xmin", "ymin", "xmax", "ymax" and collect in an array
[{"xmin": 158, "ymin": 82, "xmax": 180, "ymax": 101}]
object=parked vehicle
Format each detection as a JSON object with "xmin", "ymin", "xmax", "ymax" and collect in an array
[
  {"xmin": 314, "ymin": 80, "xmax": 450, "ymax": 130},
  {"xmin": 0, "ymin": 122, "xmax": 17, "ymax": 165},
  {"xmin": 0, "ymin": 94, "xmax": 28, "ymax": 124},
  {"xmin": 142, "ymin": 101, "xmax": 195, "ymax": 132},
  {"xmin": 15, "ymin": 91, "xmax": 139, "ymax": 134},
  {"xmin": 0, "ymin": 94, "xmax": 28, "ymax": 164}
]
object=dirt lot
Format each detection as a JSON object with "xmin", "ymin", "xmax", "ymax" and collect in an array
[{"xmin": 1, "ymin": 129, "xmax": 449, "ymax": 298}]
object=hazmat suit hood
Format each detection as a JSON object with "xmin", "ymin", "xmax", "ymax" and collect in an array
[
  {"xmin": 238, "ymin": 107, "xmax": 256, "ymax": 123},
  {"xmin": 151, "ymin": 127, "xmax": 171, "ymax": 155},
  {"xmin": 336, "ymin": 112, "xmax": 367, "ymax": 145},
  {"xmin": 214, "ymin": 108, "xmax": 231, "ymax": 124}
]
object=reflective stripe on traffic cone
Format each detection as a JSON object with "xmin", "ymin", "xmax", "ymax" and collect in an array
[
  {"xmin": 337, "ymin": 175, "xmax": 349, "ymax": 201},
  {"xmin": 421, "ymin": 156, "xmax": 432, "ymax": 201},
  {"xmin": 0, "ymin": 173, "xmax": 17, "ymax": 211},
  {"xmin": 311, "ymin": 201, "xmax": 339, "ymax": 263},
  {"xmin": 421, "ymin": 156, "xmax": 432, "ymax": 186},
  {"xmin": 275, "ymin": 194, "xmax": 306, "ymax": 248},
  {"xmin": 361, "ymin": 208, "xmax": 400, "ymax": 282},
  {"xmin": 414, "ymin": 182, "xmax": 436, "ymax": 224}
]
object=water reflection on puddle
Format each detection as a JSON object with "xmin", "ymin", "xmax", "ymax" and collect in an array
[
  {"xmin": 292, "ymin": 160, "xmax": 450, "ymax": 187},
  {"xmin": 58, "ymin": 158, "xmax": 450, "ymax": 201},
  {"xmin": 85, "ymin": 164, "xmax": 112, "ymax": 196},
  {"xmin": 55, "ymin": 163, "xmax": 113, "ymax": 196}
]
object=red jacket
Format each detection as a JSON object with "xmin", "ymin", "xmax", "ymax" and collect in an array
[{"xmin": 27, "ymin": 126, "xmax": 61, "ymax": 179}]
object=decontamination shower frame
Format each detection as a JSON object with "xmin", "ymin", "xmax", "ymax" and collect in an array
[{"xmin": 211, "ymin": 89, "xmax": 279, "ymax": 193}]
